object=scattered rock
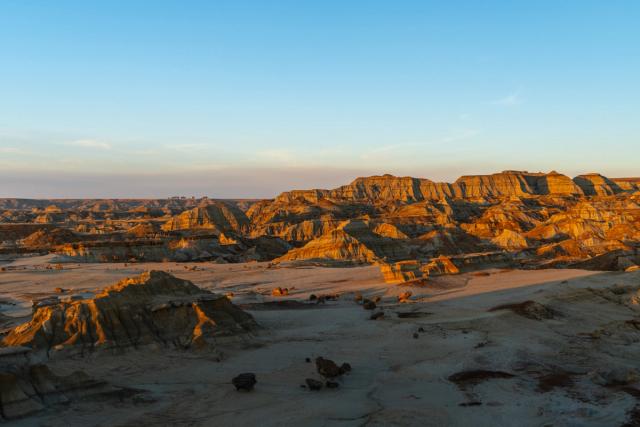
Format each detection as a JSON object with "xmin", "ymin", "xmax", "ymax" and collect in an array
[
  {"xmin": 459, "ymin": 401, "xmax": 483, "ymax": 407},
  {"xmin": 305, "ymin": 378, "xmax": 323, "ymax": 391},
  {"xmin": 316, "ymin": 357, "xmax": 351, "ymax": 378},
  {"xmin": 316, "ymin": 357, "xmax": 342, "ymax": 378},
  {"xmin": 370, "ymin": 312, "xmax": 384, "ymax": 320},
  {"xmin": 271, "ymin": 287, "xmax": 289, "ymax": 297},
  {"xmin": 362, "ymin": 299, "xmax": 376, "ymax": 310},
  {"xmin": 319, "ymin": 293, "xmax": 339, "ymax": 302},
  {"xmin": 398, "ymin": 291, "xmax": 412, "ymax": 303},
  {"xmin": 326, "ymin": 381, "xmax": 339, "ymax": 389},
  {"xmin": 232, "ymin": 373, "xmax": 257, "ymax": 391}
]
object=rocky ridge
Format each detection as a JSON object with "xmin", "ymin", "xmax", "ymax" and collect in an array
[{"xmin": 1, "ymin": 170, "xmax": 639, "ymax": 272}]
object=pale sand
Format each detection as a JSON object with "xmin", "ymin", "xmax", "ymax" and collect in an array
[{"xmin": 1, "ymin": 255, "xmax": 639, "ymax": 426}]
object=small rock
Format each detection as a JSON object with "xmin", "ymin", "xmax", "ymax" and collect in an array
[
  {"xmin": 54, "ymin": 287, "xmax": 66, "ymax": 294},
  {"xmin": 413, "ymin": 333, "xmax": 419, "ymax": 339},
  {"xmin": 354, "ymin": 293, "xmax": 363, "ymax": 303},
  {"xmin": 398, "ymin": 291, "xmax": 412, "ymax": 303},
  {"xmin": 232, "ymin": 373, "xmax": 257, "ymax": 391},
  {"xmin": 306, "ymin": 378, "xmax": 323, "ymax": 391},
  {"xmin": 370, "ymin": 312, "xmax": 384, "ymax": 320},
  {"xmin": 309, "ymin": 294, "xmax": 317, "ymax": 301},
  {"xmin": 340, "ymin": 363, "xmax": 351, "ymax": 374},
  {"xmin": 326, "ymin": 381, "xmax": 340, "ymax": 389},
  {"xmin": 373, "ymin": 296, "xmax": 382, "ymax": 303},
  {"xmin": 362, "ymin": 299, "xmax": 376, "ymax": 310},
  {"xmin": 418, "ymin": 327, "xmax": 425, "ymax": 333},
  {"xmin": 305, "ymin": 357, "xmax": 311, "ymax": 363},
  {"xmin": 316, "ymin": 357, "xmax": 342, "ymax": 378},
  {"xmin": 271, "ymin": 287, "xmax": 289, "ymax": 297}
]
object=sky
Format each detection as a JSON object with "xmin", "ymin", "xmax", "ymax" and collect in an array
[{"xmin": 0, "ymin": 0, "xmax": 638, "ymax": 198}]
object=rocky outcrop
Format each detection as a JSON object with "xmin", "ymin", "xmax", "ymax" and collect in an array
[
  {"xmin": 2, "ymin": 271, "xmax": 256, "ymax": 353},
  {"xmin": 21, "ymin": 228, "xmax": 79, "ymax": 249},
  {"xmin": 611, "ymin": 178, "xmax": 640, "ymax": 192},
  {"xmin": 162, "ymin": 202, "xmax": 249, "ymax": 233},
  {"xmin": 574, "ymin": 174, "xmax": 622, "ymax": 196},
  {"xmin": 275, "ymin": 229, "xmax": 378, "ymax": 264},
  {"xmin": 275, "ymin": 220, "xmax": 409, "ymax": 265},
  {"xmin": 0, "ymin": 360, "xmax": 114, "ymax": 420},
  {"xmin": 492, "ymin": 229, "xmax": 529, "ymax": 250},
  {"xmin": 2, "ymin": 170, "xmax": 639, "ymax": 269},
  {"xmin": 379, "ymin": 260, "xmax": 424, "ymax": 283},
  {"xmin": 423, "ymin": 256, "xmax": 460, "ymax": 275}
]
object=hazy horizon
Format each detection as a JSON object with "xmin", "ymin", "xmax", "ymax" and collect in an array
[
  {"xmin": 0, "ymin": 167, "xmax": 637, "ymax": 199},
  {"xmin": 1, "ymin": 1, "xmax": 638, "ymax": 198}
]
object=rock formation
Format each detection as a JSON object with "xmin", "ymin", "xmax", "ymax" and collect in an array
[
  {"xmin": 0, "ymin": 346, "xmax": 130, "ymax": 420},
  {"xmin": 162, "ymin": 201, "xmax": 249, "ymax": 233},
  {"xmin": 2, "ymin": 271, "xmax": 256, "ymax": 353},
  {"xmin": 2, "ymin": 169, "xmax": 639, "ymax": 271}
]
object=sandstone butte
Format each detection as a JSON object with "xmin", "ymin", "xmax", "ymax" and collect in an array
[{"xmin": 0, "ymin": 170, "xmax": 639, "ymax": 277}]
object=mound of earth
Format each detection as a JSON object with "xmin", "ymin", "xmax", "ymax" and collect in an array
[
  {"xmin": 21, "ymin": 228, "xmax": 78, "ymax": 249},
  {"xmin": 2, "ymin": 271, "xmax": 256, "ymax": 353},
  {"xmin": 162, "ymin": 202, "xmax": 249, "ymax": 233}
]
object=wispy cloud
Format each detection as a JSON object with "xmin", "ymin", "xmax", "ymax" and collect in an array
[
  {"xmin": 67, "ymin": 139, "xmax": 112, "ymax": 150},
  {"xmin": 492, "ymin": 90, "xmax": 523, "ymax": 107}
]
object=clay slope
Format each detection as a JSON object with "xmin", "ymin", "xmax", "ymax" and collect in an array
[
  {"xmin": 3, "ymin": 271, "xmax": 256, "ymax": 352},
  {"xmin": 162, "ymin": 201, "xmax": 249, "ymax": 233},
  {"xmin": 0, "ymin": 355, "xmax": 117, "ymax": 420},
  {"xmin": 275, "ymin": 220, "xmax": 409, "ymax": 264}
]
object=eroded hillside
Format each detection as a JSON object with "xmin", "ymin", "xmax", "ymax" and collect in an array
[{"xmin": 1, "ymin": 171, "xmax": 639, "ymax": 272}]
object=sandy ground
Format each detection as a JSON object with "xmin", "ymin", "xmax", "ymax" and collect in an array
[{"xmin": 1, "ymin": 254, "xmax": 640, "ymax": 426}]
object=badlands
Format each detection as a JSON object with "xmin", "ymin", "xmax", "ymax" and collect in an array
[{"xmin": 1, "ymin": 170, "xmax": 640, "ymax": 426}]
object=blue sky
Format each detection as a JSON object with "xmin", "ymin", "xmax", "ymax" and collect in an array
[{"xmin": 0, "ymin": 1, "xmax": 638, "ymax": 197}]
